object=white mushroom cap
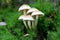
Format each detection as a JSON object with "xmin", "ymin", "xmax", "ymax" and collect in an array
[
  {"xmin": 23, "ymin": 15, "xmax": 34, "ymax": 21},
  {"xmin": 18, "ymin": 15, "xmax": 24, "ymax": 20},
  {"xmin": 0, "ymin": 22, "xmax": 7, "ymax": 26},
  {"xmin": 27, "ymin": 8, "xmax": 39, "ymax": 14},
  {"xmin": 24, "ymin": 34, "xmax": 29, "ymax": 37},
  {"xmin": 18, "ymin": 15, "xmax": 34, "ymax": 21},
  {"xmin": 18, "ymin": 4, "xmax": 31, "ymax": 11},
  {"xmin": 31, "ymin": 11, "xmax": 44, "ymax": 16}
]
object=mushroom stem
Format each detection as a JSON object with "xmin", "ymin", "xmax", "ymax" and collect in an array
[
  {"xmin": 28, "ymin": 21, "xmax": 31, "ymax": 29},
  {"xmin": 23, "ymin": 10, "xmax": 28, "ymax": 28},
  {"xmin": 23, "ymin": 10, "xmax": 26, "ymax": 15},
  {"xmin": 32, "ymin": 21, "xmax": 35, "ymax": 29},
  {"xmin": 23, "ymin": 20, "xmax": 28, "ymax": 29},
  {"xmin": 35, "ymin": 15, "xmax": 39, "ymax": 27}
]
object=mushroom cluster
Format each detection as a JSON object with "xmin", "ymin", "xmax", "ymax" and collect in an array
[{"xmin": 18, "ymin": 4, "xmax": 44, "ymax": 29}]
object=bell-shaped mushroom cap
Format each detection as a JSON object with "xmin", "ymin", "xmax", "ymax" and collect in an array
[
  {"xmin": 18, "ymin": 15, "xmax": 34, "ymax": 21},
  {"xmin": 18, "ymin": 15, "xmax": 25, "ymax": 20},
  {"xmin": 27, "ymin": 8, "xmax": 39, "ymax": 14},
  {"xmin": 23, "ymin": 15, "xmax": 34, "ymax": 21},
  {"xmin": 31, "ymin": 11, "xmax": 44, "ymax": 16},
  {"xmin": 18, "ymin": 4, "xmax": 31, "ymax": 11}
]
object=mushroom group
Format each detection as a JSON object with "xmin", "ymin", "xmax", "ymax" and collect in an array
[{"xmin": 18, "ymin": 4, "xmax": 44, "ymax": 30}]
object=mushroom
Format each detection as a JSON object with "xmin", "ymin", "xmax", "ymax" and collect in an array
[
  {"xmin": 24, "ymin": 34, "xmax": 29, "ymax": 37},
  {"xmin": 18, "ymin": 15, "xmax": 34, "ymax": 29},
  {"xmin": 18, "ymin": 4, "xmax": 31, "ymax": 15},
  {"xmin": 23, "ymin": 15, "xmax": 34, "ymax": 29},
  {"xmin": 18, "ymin": 15, "xmax": 28, "ymax": 29},
  {"xmin": 18, "ymin": 4, "xmax": 31, "ymax": 29},
  {"xmin": 0, "ymin": 22, "xmax": 7, "ymax": 26},
  {"xmin": 27, "ymin": 8, "xmax": 39, "ymax": 28},
  {"xmin": 31, "ymin": 11, "xmax": 44, "ymax": 27}
]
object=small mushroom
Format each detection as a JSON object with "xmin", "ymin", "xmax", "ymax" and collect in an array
[
  {"xmin": 18, "ymin": 15, "xmax": 34, "ymax": 29},
  {"xmin": 22, "ymin": 15, "xmax": 34, "ymax": 29},
  {"xmin": 0, "ymin": 22, "xmax": 7, "ymax": 26},
  {"xmin": 31, "ymin": 11, "xmax": 44, "ymax": 27},
  {"xmin": 18, "ymin": 4, "xmax": 31, "ymax": 29},
  {"xmin": 18, "ymin": 4, "xmax": 31, "ymax": 15},
  {"xmin": 18, "ymin": 15, "xmax": 28, "ymax": 29},
  {"xmin": 24, "ymin": 34, "xmax": 29, "ymax": 37},
  {"xmin": 27, "ymin": 8, "xmax": 39, "ymax": 28}
]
